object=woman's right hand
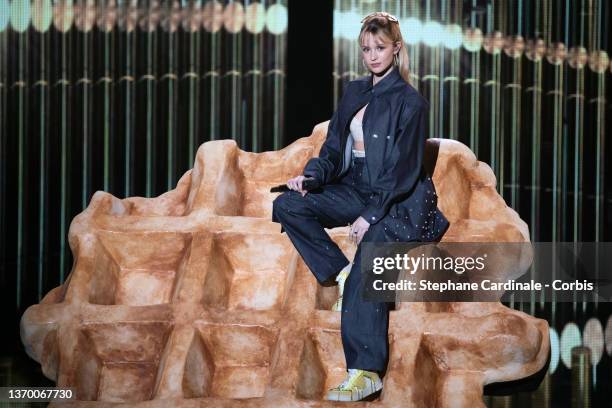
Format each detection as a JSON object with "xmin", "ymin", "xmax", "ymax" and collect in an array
[{"xmin": 287, "ymin": 175, "xmax": 310, "ymax": 196}]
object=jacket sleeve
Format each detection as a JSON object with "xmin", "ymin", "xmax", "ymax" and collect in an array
[
  {"xmin": 360, "ymin": 102, "xmax": 427, "ymax": 224},
  {"xmin": 302, "ymin": 84, "xmax": 351, "ymax": 185},
  {"xmin": 302, "ymin": 108, "xmax": 342, "ymax": 185}
]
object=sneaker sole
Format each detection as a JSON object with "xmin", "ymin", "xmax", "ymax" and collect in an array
[
  {"xmin": 361, "ymin": 388, "xmax": 382, "ymax": 401},
  {"xmin": 325, "ymin": 378, "xmax": 383, "ymax": 402}
]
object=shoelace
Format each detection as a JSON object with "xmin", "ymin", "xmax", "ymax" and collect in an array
[{"xmin": 337, "ymin": 369, "xmax": 361, "ymax": 390}]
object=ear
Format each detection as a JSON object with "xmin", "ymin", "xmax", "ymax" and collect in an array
[{"xmin": 394, "ymin": 41, "xmax": 402, "ymax": 54}]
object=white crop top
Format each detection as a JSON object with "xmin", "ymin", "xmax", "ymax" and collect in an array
[{"xmin": 349, "ymin": 115, "xmax": 365, "ymax": 157}]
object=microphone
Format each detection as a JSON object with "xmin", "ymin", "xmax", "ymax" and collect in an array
[{"xmin": 270, "ymin": 177, "xmax": 320, "ymax": 193}]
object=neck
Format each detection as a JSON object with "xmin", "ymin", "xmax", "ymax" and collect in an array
[{"xmin": 372, "ymin": 64, "xmax": 394, "ymax": 86}]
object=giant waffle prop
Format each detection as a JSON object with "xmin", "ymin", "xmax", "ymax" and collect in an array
[{"xmin": 21, "ymin": 122, "xmax": 549, "ymax": 407}]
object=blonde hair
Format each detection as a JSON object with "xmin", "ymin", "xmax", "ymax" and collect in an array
[{"xmin": 358, "ymin": 14, "xmax": 411, "ymax": 85}]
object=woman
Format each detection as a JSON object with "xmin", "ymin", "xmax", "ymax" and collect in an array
[{"xmin": 272, "ymin": 11, "xmax": 449, "ymax": 402}]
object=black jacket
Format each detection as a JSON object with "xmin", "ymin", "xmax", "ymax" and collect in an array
[{"xmin": 303, "ymin": 66, "xmax": 449, "ymax": 239}]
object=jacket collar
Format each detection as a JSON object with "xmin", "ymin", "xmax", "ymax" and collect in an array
[{"xmin": 358, "ymin": 65, "xmax": 403, "ymax": 95}]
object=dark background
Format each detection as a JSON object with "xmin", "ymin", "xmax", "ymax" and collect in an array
[{"xmin": 286, "ymin": 0, "xmax": 334, "ymax": 143}]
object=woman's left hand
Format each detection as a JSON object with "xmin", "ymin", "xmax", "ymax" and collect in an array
[{"xmin": 349, "ymin": 216, "xmax": 370, "ymax": 245}]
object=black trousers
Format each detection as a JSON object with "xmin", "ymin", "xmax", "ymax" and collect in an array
[{"xmin": 272, "ymin": 155, "xmax": 394, "ymax": 373}]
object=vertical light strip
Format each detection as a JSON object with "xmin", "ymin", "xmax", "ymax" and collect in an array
[
  {"xmin": 569, "ymin": 0, "xmax": 579, "ymax": 322},
  {"xmin": 208, "ymin": 3, "xmax": 220, "ymax": 142},
  {"xmin": 593, "ymin": 83, "xmax": 605, "ymax": 237},
  {"xmin": 560, "ymin": 1, "xmax": 569, "ymax": 244},
  {"xmin": 15, "ymin": 3, "xmax": 30, "ymax": 307},
  {"xmin": 530, "ymin": 1, "xmax": 543, "ymax": 244},
  {"xmin": 123, "ymin": 4, "xmax": 135, "ymax": 197},
  {"xmin": 593, "ymin": 0, "xmax": 607, "ymax": 316},
  {"xmin": 59, "ymin": 22, "xmax": 71, "ymax": 283},
  {"xmin": 484, "ymin": 2, "xmax": 501, "ymax": 185},
  {"xmin": 500, "ymin": 0, "xmax": 511, "ymax": 307},
  {"xmin": 544, "ymin": 0, "xmax": 551, "ymax": 44},
  {"xmin": 103, "ymin": 23, "xmax": 113, "ymax": 192},
  {"xmin": 530, "ymin": 62, "xmax": 543, "ymax": 309},
  {"xmin": 231, "ymin": 7, "xmax": 242, "ymax": 148},
  {"xmin": 507, "ymin": 0, "xmax": 522, "ymax": 211},
  {"xmin": 593, "ymin": 2, "xmax": 605, "ymax": 245},
  {"xmin": 15, "ymin": 29, "xmax": 26, "ymax": 308},
  {"xmin": 511, "ymin": 25, "xmax": 522, "ymax": 211},
  {"xmin": 437, "ymin": 1, "xmax": 445, "ymax": 139},
  {"xmin": 332, "ymin": 0, "xmax": 339, "ymax": 109},
  {"xmin": 491, "ymin": 58, "xmax": 501, "ymax": 188},
  {"xmin": 525, "ymin": 1, "xmax": 541, "ymax": 316},
  {"xmin": 187, "ymin": 13, "xmax": 201, "ymax": 162},
  {"xmin": 573, "ymin": 80, "xmax": 584, "ymax": 311},
  {"xmin": 145, "ymin": 26, "xmax": 156, "ymax": 197},
  {"xmin": 469, "ymin": 34, "xmax": 480, "ymax": 153},
  {"xmin": 551, "ymin": 65, "xmax": 563, "ymax": 243},
  {"xmin": 573, "ymin": 0, "xmax": 586, "ymax": 245},
  {"xmin": 166, "ymin": 12, "xmax": 177, "ymax": 191},
  {"xmin": 449, "ymin": 0, "xmax": 461, "ymax": 140},
  {"xmin": 37, "ymin": 26, "xmax": 49, "ymax": 301},
  {"xmin": 0, "ymin": 3, "xmax": 6, "ymax": 297},
  {"xmin": 272, "ymin": 0, "xmax": 285, "ymax": 149},
  {"xmin": 81, "ymin": 9, "xmax": 91, "ymax": 210},
  {"xmin": 430, "ymin": 5, "xmax": 440, "ymax": 139},
  {"xmin": 250, "ymin": 12, "xmax": 262, "ymax": 153},
  {"xmin": 517, "ymin": 0, "xmax": 522, "ymax": 34},
  {"xmin": 244, "ymin": 0, "xmax": 264, "ymax": 152},
  {"xmin": 551, "ymin": 59, "xmax": 565, "ymax": 320}
]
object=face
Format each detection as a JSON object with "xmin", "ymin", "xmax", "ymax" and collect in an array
[{"xmin": 360, "ymin": 32, "xmax": 400, "ymax": 74}]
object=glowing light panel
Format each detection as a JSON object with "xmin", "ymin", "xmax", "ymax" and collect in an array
[
  {"xmin": 10, "ymin": 0, "xmax": 31, "ymax": 33},
  {"xmin": 266, "ymin": 3, "xmax": 287, "ymax": 35},
  {"xmin": 560, "ymin": 322, "xmax": 582, "ymax": 369}
]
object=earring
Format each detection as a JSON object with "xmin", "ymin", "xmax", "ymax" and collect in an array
[{"xmin": 393, "ymin": 54, "xmax": 399, "ymax": 66}]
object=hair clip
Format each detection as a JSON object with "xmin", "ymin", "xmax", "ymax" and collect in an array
[{"xmin": 360, "ymin": 11, "xmax": 399, "ymax": 24}]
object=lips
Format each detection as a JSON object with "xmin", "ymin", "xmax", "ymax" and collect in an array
[{"xmin": 371, "ymin": 63, "xmax": 381, "ymax": 67}]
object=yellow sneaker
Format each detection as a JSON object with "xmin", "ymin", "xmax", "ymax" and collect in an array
[
  {"xmin": 325, "ymin": 368, "xmax": 383, "ymax": 401},
  {"xmin": 331, "ymin": 263, "xmax": 352, "ymax": 312}
]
